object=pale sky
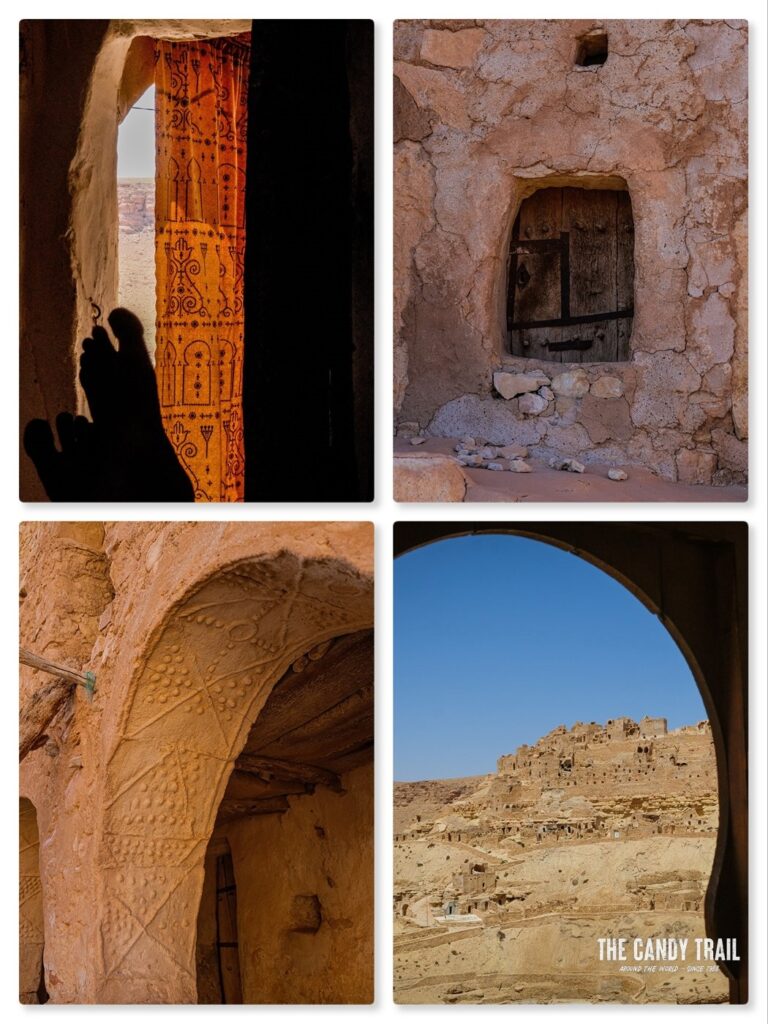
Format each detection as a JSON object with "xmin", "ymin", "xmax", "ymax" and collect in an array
[
  {"xmin": 117, "ymin": 86, "xmax": 155, "ymax": 179},
  {"xmin": 395, "ymin": 535, "xmax": 706, "ymax": 781}
]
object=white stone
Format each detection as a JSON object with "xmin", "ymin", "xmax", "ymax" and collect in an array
[
  {"xmin": 493, "ymin": 371, "xmax": 549, "ymax": 400},
  {"xmin": 551, "ymin": 370, "xmax": 590, "ymax": 398},
  {"xmin": 539, "ymin": 386, "xmax": 554, "ymax": 401},
  {"xmin": 478, "ymin": 446, "xmax": 497, "ymax": 459},
  {"xmin": 550, "ymin": 457, "xmax": 586, "ymax": 473},
  {"xmin": 486, "ymin": 462, "xmax": 504, "ymax": 471},
  {"xmin": 397, "ymin": 421, "xmax": 420, "ymax": 438},
  {"xmin": 393, "ymin": 454, "xmax": 467, "ymax": 502},
  {"xmin": 460, "ymin": 436, "xmax": 476, "ymax": 447},
  {"xmin": 518, "ymin": 393, "xmax": 548, "ymax": 416},
  {"xmin": 409, "ymin": 436, "xmax": 427, "ymax": 445},
  {"xmin": 608, "ymin": 468, "xmax": 628, "ymax": 481},
  {"xmin": 508, "ymin": 460, "xmax": 532, "ymax": 473},
  {"xmin": 591, "ymin": 376, "xmax": 625, "ymax": 399}
]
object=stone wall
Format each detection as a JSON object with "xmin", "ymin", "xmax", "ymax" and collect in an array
[
  {"xmin": 118, "ymin": 179, "xmax": 154, "ymax": 234},
  {"xmin": 196, "ymin": 763, "xmax": 373, "ymax": 1003},
  {"xmin": 394, "ymin": 20, "xmax": 747, "ymax": 485}
]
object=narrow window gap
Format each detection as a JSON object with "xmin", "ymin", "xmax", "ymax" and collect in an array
[{"xmin": 576, "ymin": 34, "xmax": 608, "ymax": 67}]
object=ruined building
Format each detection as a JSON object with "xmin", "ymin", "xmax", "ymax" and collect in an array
[
  {"xmin": 396, "ymin": 716, "xmax": 718, "ymax": 923},
  {"xmin": 394, "ymin": 20, "xmax": 747, "ymax": 486},
  {"xmin": 19, "ymin": 522, "xmax": 373, "ymax": 1004},
  {"xmin": 394, "ymin": 717, "xmax": 726, "ymax": 1004}
]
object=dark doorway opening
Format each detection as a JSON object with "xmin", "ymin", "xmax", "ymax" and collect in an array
[
  {"xmin": 215, "ymin": 850, "xmax": 244, "ymax": 1004},
  {"xmin": 243, "ymin": 20, "xmax": 373, "ymax": 500}
]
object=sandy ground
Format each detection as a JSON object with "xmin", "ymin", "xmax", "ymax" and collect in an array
[
  {"xmin": 394, "ymin": 835, "xmax": 727, "ymax": 1004},
  {"xmin": 394, "ymin": 438, "xmax": 747, "ymax": 502}
]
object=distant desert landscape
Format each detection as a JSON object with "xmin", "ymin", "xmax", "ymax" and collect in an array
[
  {"xmin": 394, "ymin": 716, "xmax": 728, "ymax": 1004},
  {"xmin": 118, "ymin": 178, "xmax": 156, "ymax": 359}
]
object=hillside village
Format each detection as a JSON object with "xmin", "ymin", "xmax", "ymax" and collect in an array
[{"xmin": 394, "ymin": 717, "xmax": 727, "ymax": 1004}]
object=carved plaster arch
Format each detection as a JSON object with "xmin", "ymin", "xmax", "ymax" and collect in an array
[{"xmin": 95, "ymin": 549, "xmax": 372, "ymax": 1003}]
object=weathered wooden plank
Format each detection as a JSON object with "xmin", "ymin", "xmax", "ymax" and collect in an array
[
  {"xmin": 244, "ymin": 629, "xmax": 372, "ymax": 750},
  {"xmin": 563, "ymin": 187, "xmax": 618, "ymax": 362},
  {"xmin": 20, "ymin": 647, "xmax": 92, "ymax": 690},
  {"xmin": 257, "ymin": 681, "xmax": 373, "ymax": 749},
  {"xmin": 215, "ymin": 852, "xmax": 243, "ymax": 1004},
  {"xmin": 509, "ymin": 189, "xmax": 563, "ymax": 359},
  {"xmin": 322, "ymin": 739, "xmax": 375, "ymax": 776},
  {"xmin": 224, "ymin": 769, "xmax": 307, "ymax": 801},
  {"xmin": 257, "ymin": 694, "xmax": 374, "ymax": 765},
  {"xmin": 215, "ymin": 796, "xmax": 290, "ymax": 825},
  {"xmin": 235, "ymin": 754, "xmax": 342, "ymax": 792},
  {"xmin": 19, "ymin": 676, "xmax": 72, "ymax": 762},
  {"xmin": 616, "ymin": 190, "xmax": 635, "ymax": 361}
]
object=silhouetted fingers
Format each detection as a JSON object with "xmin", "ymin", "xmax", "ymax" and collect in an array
[
  {"xmin": 108, "ymin": 307, "xmax": 147, "ymax": 359},
  {"xmin": 82, "ymin": 324, "xmax": 115, "ymax": 357},
  {"xmin": 73, "ymin": 415, "xmax": 92, "ymax": 443},
  {"xmin": 24, "ymin": 418, "xmax": 57, "ymax": 458},
  {"xmin": 80, "ymin": 324, "xmax": 119, "ymax": 424},
  {"xmin": 23, "ymin": 419, "xmax": 62, "ymax": 500},
  {"xmin": 55, "ymin": 412, "xmax": 76, "ymax": 451}
]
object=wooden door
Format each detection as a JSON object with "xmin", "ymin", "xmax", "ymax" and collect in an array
[
  {"xmin": 507, "ymin": 188, "xmax": 634, "ymax": 363},
  {"xmin": 215, "ymin": 852, "xmax": 244, "ymax": 1004}
]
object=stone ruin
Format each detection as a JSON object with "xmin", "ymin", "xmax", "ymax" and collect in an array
[
  {"xmin": 118, "ymin": 180, "xmax": 155, "ymax": 235},
  {"xmin": 395, "ymin": 716, "xmax": 718, "ymax": 922},
  {"xmin": 394, "ymin": 20, "xmax": 747, "ymax": 486}
]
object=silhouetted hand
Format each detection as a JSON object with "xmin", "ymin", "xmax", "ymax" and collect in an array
[{"xmin": 24, "ymin": 308, "xmax": 194, "ymax": 502}]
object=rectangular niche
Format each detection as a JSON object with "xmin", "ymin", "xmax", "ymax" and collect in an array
[{"xmin": 506, "ymin": 186, "xmax": 634, "ymax": 363}]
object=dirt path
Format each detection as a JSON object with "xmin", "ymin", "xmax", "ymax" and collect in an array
[{"xmin": 394, "ymin": 438, "xmax": 747, "ymax": 502}]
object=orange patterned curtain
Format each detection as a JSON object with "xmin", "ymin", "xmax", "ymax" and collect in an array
[{"xmin": 154, "ymin": 34, "xmax": 250, "ymax": 501}]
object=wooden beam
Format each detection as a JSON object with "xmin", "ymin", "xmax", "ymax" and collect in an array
[
  {"xmin": 20, "ymin": 647, "xmax": 94, "ymax": 693},
  {"xmin": 215, "ymin": 796, "xmax": 290, "ymax": 824},
  {"xmin": 236, "ymin": 753, "xmax": 342, "ymax": 793},
  {"xmin": 19, "ymin": 676, "xmax": 72, "ymax": 762},
  {"xmin": 227, "ymin": 769, "xmax": 307, "ymax": 800},
  {"xmin": 256, "ymin": 684, "xmax": 373, "ymax": 762},
  {"xmin": 245, "ymin": 630, "xmax": 371, "ymax": 749}
]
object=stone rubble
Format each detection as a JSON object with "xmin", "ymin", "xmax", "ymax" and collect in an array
[{"xmin": 550, "ymin": 457, "xmax": 586, "ymax": 474}]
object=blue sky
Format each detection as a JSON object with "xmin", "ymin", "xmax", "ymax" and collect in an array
[
  {"xmin": 394, "ymin": 534, "xmax": 706, "ymax": 781},
  {"xmin": 118, "ymin": 86, "xmax": 155, "ymax": 178}
]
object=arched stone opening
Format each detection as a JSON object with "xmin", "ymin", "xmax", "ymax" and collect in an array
[
  {"xmin": 93, "ymin": 548, "xmax": 372, "ymax": 1003},
  {"xmin": 194, "ymin": 627, "xmax": 373, "ymax": 1004},
  {"xmin": 394, "ymin": 522, "xmax": 747, "ymax": 1003},
  {"xmin": 19, "ymin": 798, "xmax": 47, "ymax": 1003}
]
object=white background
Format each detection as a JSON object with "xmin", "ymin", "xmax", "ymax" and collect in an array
[{"xmin": 1, "ymin": 1, "xmax": 765, "ymax": 1021}]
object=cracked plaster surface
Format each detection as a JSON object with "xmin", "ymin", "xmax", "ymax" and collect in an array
[{"xmin": 394, "ymin": 20, "xmax": 747, "ymax": 485}]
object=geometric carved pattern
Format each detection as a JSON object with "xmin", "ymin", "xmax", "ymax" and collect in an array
[
  {"xmin": 154, "ymin": 35, "xmax": 250, "ymax": 502},
  {"xmin": 19, "ymin": 799, "xmax": 45, "ymax": 999},
  {"xmin": 98, "ymin": 552, "xmax": 372, "ymax": 1000}
]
